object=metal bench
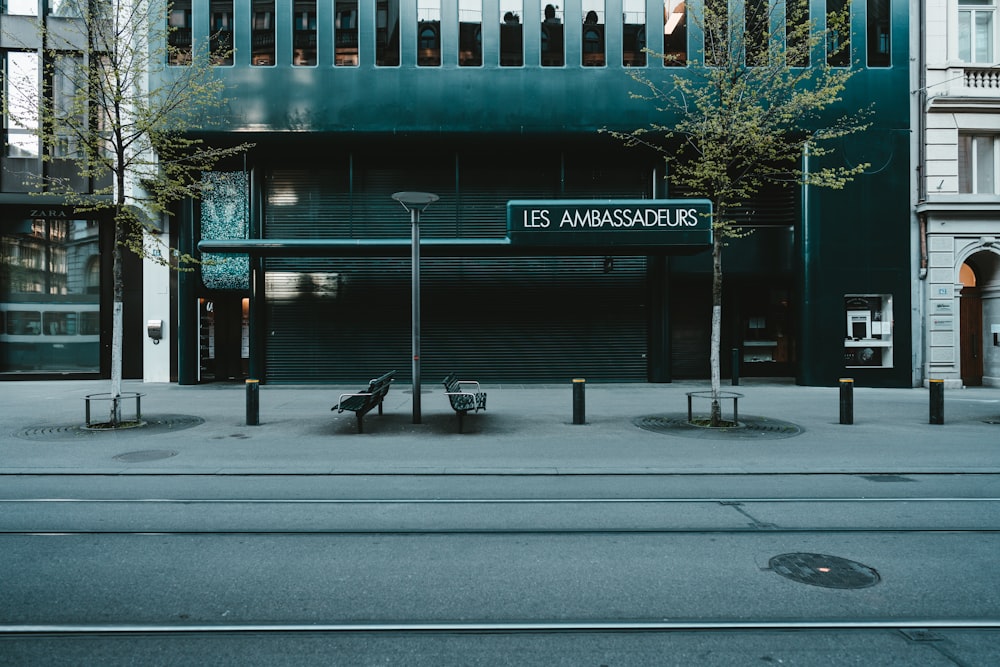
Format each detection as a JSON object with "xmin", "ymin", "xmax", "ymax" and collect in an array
[
  {"xmin": 332, "ymin": 371, "xmax": 396, "ymax": 433},
  {"xmin": 442, "ymin": 373, "xmax": 487, "ymax": 433}
]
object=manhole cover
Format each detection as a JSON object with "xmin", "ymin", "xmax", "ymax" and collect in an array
[
  {"xmin": 769, "ymin": 553, "xmax": 880, "ymax": 589},
  {"xmin": 633, "ymin": 414, "xmax": 802, "ymax": 440},
  {"xmin": 113, "ymin": 449, "xmax": 178, "ymax": 463}
]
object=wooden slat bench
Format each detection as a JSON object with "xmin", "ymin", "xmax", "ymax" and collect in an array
[
  {"xmin": 332, "ymin": 371, "xmax": 396, "ymax": 433},
  {"xmin": 442, "ymin": 373, "xmax": 487, "ymax": 433}
]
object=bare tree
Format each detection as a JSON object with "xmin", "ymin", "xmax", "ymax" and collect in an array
[
  {"xmin": 3, "ymin": 0, "xmax": 250, "ymax": 424},
  {"xmin": 606, "ymin": 0, "xmax": 870, "ymax": 424}
]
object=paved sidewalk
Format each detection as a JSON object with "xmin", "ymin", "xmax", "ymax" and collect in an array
[{"xmin": 1, "ymin": 379, "xmax": 999, "ymax": 475}]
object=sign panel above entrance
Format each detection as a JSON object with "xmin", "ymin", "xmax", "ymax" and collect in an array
[{"xmin": 507, "ymin": 199, "xmax": 713, "ymax": 249}]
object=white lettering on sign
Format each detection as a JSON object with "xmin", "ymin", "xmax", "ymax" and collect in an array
[{"xmin": 518, "ymin": 207, "xmax": 702, "ymax": 229}]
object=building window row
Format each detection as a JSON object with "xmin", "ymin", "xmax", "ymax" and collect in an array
[{"xmin": 165, "ymin": 0, "xmax": 894, "ymax": 70}]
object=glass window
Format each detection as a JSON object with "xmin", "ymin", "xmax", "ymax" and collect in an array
[
  {"xmin": 827, "ymin": 0, "xmax": 851, "ymax": 66},
  {"xmin": 541, "ymin": 3, "xmax": 564, "ymax": 66},
  {"xmin": 336, "ymin": 1, "xmax": 359, "ymax": 66},
  {"xmin": 459, "ymin": 0, "xmax": 482, "ymax": 66},
  {"xmin": 959, "ymin": 0, "xmax": 995, "ymax": 63},
  {"xmin": 52, "ymin": 54, "xmax": 85, "ymax": 159},
  {"xmin": 376, "ymin": 0, "xmax": 400, "ymax": 66},
  {"xmin": 294, "ymin": 0, "xmax": 317, "ymax": 66},
  {"xmin": 664, "ymin": 0, "xmax": 687, "ymax": 66},
  {"xmin": 582, "ymin": 1, "xmax": 605, "ymax": 66},
  {"xmin": 1, "ymin": 219, "xmax": 101, "ymax": 373},
  {"xmin": 418, "ymin": 0, "xmax": 441, "ymax": 66},
  {"xmin": 500, "ymin": 0, "xmax": 523, "ymax": 66},
  {"xmin": 48, "ymin": 0, "xmax": 83, "ymax": 17},
  {"xmin": 786, "ymin": 0, "xmax": 810, "ymax": 67},
  {"xmin": 745, "ymin": 0, "xmax": 769, "ymax": 66},
  {"xmin": 623, "ymin": 0, "xmax": 646, "ymax": 66},
  {"xmin": 5, "ymin": 0, "xmax": 36, "ymax": 15},
  {"xmin": 211, "ymin": 1, "xmax": 235, "ymax": 66},
  {"xmin": 252, "ymin": 0, "xmax": 275, "ymax": 66},
  {"xmin": 5, "ymin": 51, "xmax": 39, "ymax": 159},
  {"xmin": 867, "ymin": 0, "xmax": 890, "ymax": 66},
  {"xmin": 168, "ymin": 0, "xmax": 193, "ymax": 66},
  {"xmin": 958, "ymin": 133, "xmax": 1000, "ymax": 194}
]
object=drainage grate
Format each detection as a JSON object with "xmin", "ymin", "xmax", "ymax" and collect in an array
[
  {"xmin": 769, "ymin": 553, "xmax": 880, "ymax": 589},
  {"xmin": 113, "ymin": 449, "xmax": 178, "ymax": 463},
  {"xmin": 633, "ymin": 414, "xmax": 802, "ymax": 440}
]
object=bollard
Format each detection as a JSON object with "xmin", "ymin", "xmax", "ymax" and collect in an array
[
  {"xmin": 839, "ymin": 378, "xmax": 854, "ymax": 425},
  {"xmin": 572, "ymin": 378, "xmax": 586, "ymax": 425},
  {"xmin": 246, "ymin": 378, "xmax": 260, "ymax": 426},
  {"xmin": 929, "ymin": 378, "xmax": 944, "ymax": 425},
  {"xmin": 731, "ymin": 347, "xmax": 740, "ymax": 386}
]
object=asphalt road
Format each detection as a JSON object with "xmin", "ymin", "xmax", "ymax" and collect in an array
[{"xmin": 1, "ymin": 473, "xmax": 999, "ymax": 665}]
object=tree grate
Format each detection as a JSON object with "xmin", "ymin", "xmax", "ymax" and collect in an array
[
  {"xmin": 633, "ymin": 414, "xmax": 802, "ymax": 440},
  {"xmin": 14, "ymin": 415, "xmax": 205, "ymax": 441}
]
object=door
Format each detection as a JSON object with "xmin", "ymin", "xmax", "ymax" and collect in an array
[{"xmin": 960, "ymin": 286, "xmax": 983, "ymax": 386}]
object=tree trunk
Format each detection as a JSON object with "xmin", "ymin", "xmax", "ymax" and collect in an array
[
  {"xmin": 108, "ymin": 213, "xmax": 125, "ymax": 425},
  {"xmin": 710, "ymin": 230, "xmax": 723, "ymax": 426}
]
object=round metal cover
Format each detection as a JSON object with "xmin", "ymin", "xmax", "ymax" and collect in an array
[{"xmin": 769, "ymin": 553, "xmax": 880, "ymax": 589}]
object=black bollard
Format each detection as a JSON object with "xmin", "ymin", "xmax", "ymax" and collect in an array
[
  {"xmin": 839, "ymin": 378, "xmax": 854, "ymax": 425},
  {"xmin": 573, "ymin": 378, "xmax": 586, "ymax": 425},
  {"xmin": 246, "ymin": 378, "xmax": 260, "ymax": 426},
  {"xmin": 929, "ymin": 378, "xmax": 944, "ymax": 425},
  {"xmin": 731, "ymin": 348, "xmax": 740, "ymax": 386}
]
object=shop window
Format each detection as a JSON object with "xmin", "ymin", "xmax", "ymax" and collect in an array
[
  {"xmin": 459, "ymin": 0, "xmax": 482, "ymax": 66},
  {"xmin": 867, "ymin": 0, "xmax": 890, "ymax": 66},
  {"xmin": 251, "ymin": 0, "xmax": 275, "ymax": 66},
  {"xmin": 844, "ymin": 294, "xmax": 893, "ymax": 368},
  {"xmin": 741, "ymin": 289, "xmax": 793, "ymax": 366},
  {"xmin": 376, "ymin": 0, "xmax": 400, "ymax": 66},
  {"xmin": 786, "ymin": 0, "xmax": 810, "ymax": 67},
  {"xmin": 418, "ymin": 0, "xmax": 441, "ymax": 67},
  {"xmin": 211, "ymin": 0, "xmax": 234, "ymax": 66},
  {"xmin": 168, "ymin": 0, "xmax": 193, "ymax": 66},
  {"xmin": 4, "ymin": 51, "xmax": 39, "ymax": 158},
  {"xmin": 293, "ymin": 0, "xmax": 317, "ymax": 66},
  {"xmin": 827, "ymin": 0, "xmax": 851, "ymax": 67},
  {"xmin": 541, "ymin": 4, "xmax": 564, "ymax": 66},
  {"xmin": 623, "ymin": 0, "xmax": 646, "ymax": 66},
  {"xmin": 959, "ymin": 0, "xmax": 995, "ymax": 63},
  {"xmin": 500, "ymin": 0, "xmax": 523, "ymax": 66},
  {"xmin": 335, "ymin": 1, "xmax": 359, "ymax": 66},
  {"xmin": 958, "ymin": 133, "xmax": 1000, "ymax": 194},
  {"xmin": 582, "ymin": 2, "xmax": 605, "ymax": 66}
]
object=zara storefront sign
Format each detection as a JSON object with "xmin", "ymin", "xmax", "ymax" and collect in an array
[{"xmin": 507, "ymin": 199, "xmax": 713, "ymax": 248}]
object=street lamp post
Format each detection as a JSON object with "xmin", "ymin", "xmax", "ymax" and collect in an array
[{"xmin": 391, "ymin": 191, "xmax": 439, "ymax": 424}]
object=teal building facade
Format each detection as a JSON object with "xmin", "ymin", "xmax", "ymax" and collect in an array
[{"xmin": 158, "ymin": 0, "xmax": 911, "ymax": 387}]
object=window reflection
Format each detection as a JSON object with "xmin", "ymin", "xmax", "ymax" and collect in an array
[
  {"xmin": 252, "ymin": 0, "xmax": 275, "ymax": 66},
  {"xmin": 459, "ymin": 0, "xmax": 482, "ymax": 66},
  {"xmin": 663, "ymin": 0, "xmax": 686, "ymax": 66},
  {"xmin": 211, "ymin": 1, "xmax": 234, "ymax": 66},
  {"xmin": 336, "ymin": 1, "xmax": 359, "ymax": 66},
  {"xmin": 500, "ymin": 0, "xmax": 523, "ymax": 66},
  {"xmin": 376, "ymin": 0, "xmax": 400, "ymax": 66},
  {"xmin": 582, "ymin": 1, "xmax": 605, "ymax": 66},
  {"xmin": 168, "ymin": 0, "xmax": 193, "ymax": 66},
  {"xmin": 827, "ymin": 0, "xmax": 851, "ymax": 66},
  {"xmin": 541, "ymin": 4, "xmax": 563, "ymax": 66},
  {"xmin": 418, "ymin": 0, "xmax": 441, "ymax": 66},
  {"xmin": 294, "ymin": 0, "xmax": 317, "ymax": 66},
  {"xmin": 623, "ymin": 0, "xmax": 645, "ymax": 66}
]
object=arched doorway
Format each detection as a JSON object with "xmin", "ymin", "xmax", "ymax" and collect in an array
[{"xmin": 960, "ymin": 250, "xmax": 1000, "ymax": 387}]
